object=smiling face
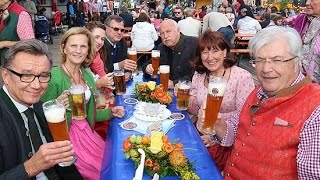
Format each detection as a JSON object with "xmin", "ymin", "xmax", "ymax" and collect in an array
[
  {"xmin": 105, "ymin": 20, "xmax": 125, "ymax": 43},
  {"xmin": 255, "ymin": 39, "xmax": 299, "ymax": 96},
  {"xmin": 201, "ymin": 47, "xmax": 227, "ymax": 73},
  {"xmin": 306, "ymin": 0, "xmax": 320, "ymax": 16},
  {"xmin": 63, "ymin": 34, "xmax": 89, "ymax": 66},
  {"xmin": 91, "ymin": 27, "xmax": 106, "ymax": 51},
  {"xmin": 2, "ymin": 52, "xmax": 51, "ymax": 106}
]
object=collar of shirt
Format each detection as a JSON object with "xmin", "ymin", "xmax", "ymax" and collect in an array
[
  {"xmin": 105, "ymin": 37, "xmax": 117, "ymax": 48},
  {"xmin": 257, "ymin": 71, "xmax": 305, "ymax": 100},
  {"xmin": 2, "ymin": 85, "xmax": 32, "ymax": 113}
]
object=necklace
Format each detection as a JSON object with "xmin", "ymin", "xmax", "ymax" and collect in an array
[
  {"xmin": 206, "ymin": 69, "xmax": 226, "ymax": 83},
  {"xmin": 63, "ymin": 64, "xmax": 81, "ymax": 84}
]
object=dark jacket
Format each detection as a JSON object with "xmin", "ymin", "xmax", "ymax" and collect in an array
[
  {"xmin": 156, "ymin": 11, "xmax": 169, "ymax": 20},
  {"xmin": 0, "ymin": 89, "xmax": 83, "ymax": 180},
  {"xmin": 142, "ymin": 34, "xmax": 197, "ymax": 84},
  {"xmin": 104, "ymin": 38, "xmax": 129, "ymax": 72},
  {"xmin": 119, "ymin": 12, "xmax": 134, "ymax": 27}
]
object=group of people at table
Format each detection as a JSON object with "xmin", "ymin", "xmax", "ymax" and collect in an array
[{"xmin": 1, "ymin": 0, "xmax": 320, "ymax": 179}]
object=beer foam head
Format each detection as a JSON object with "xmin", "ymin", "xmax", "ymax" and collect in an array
[
  {"xmin": 159, "ymin": 65, "xmax": 170, "ymax": 73},
  {"xmin": 44, "ymin": 106, "xmax": 66, "ymax": 123},
  {"xmin": 152, "ymin": 50, "xmax": 160, "ymax": 57},
  {"xmin": 70, "ymin": 85, "xmax": 84, "ymax": 94},
  {"xmin": 208, "ymin": 82, "xmax": 227, "ymax": 96},
  {"xmin": 179, "ymin": 83, "xmax": 190, "ymax": 90},
  {"xmin": 128, "ymin": 49, "xmax": 137, "ymax": 55}
]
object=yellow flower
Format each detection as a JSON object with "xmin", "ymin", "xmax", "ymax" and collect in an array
[
  {"xmin": 148, "ymin": 131, "xmax": 163, "ymax": 154},
  {"xmin": 147, "ymin": 81, "xmax": 156, "ymax": 91}
]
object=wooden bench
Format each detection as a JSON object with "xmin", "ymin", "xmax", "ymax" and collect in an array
[
  {"xmin": 234, "ymin": 33, "xmax": 254, "ymax": 49},
  {"xmin": 230, "ymin": 49, "xmax": 252, "ymax": 66}
]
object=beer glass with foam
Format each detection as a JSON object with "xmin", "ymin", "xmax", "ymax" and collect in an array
[
  {"xmin": 159, "ymin": 65, "xmax": 170, "ymax": 91},
  {"xmin": 202, "ymin": 76, "xmax": 227, "ymax": 135},
  {"xmin": 114, "ymin": 69, "xmax": 126, "ymax": 95},
  {"xmin": 70, "ymin": 85, "xmax": 87, "ymax": 120},
  {"xmin": 43, "ymin": 99, "xmax": 76, "ymax": 166},
  {"xmin": 176, "ymin": 81, "xmax": 191, "ymax": 110},
  {"xmin": 128, "ymin": 47, "xmax": 138, "ymax": 76},
  {"xmin": 151, "ymin": 50, "xmax": 160, "ymax": 78}
]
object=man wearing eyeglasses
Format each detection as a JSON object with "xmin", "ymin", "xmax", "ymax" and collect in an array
[
  {"xmin": 172, "ymin": 6, "xmax": 184, "ymax": 22},
  {"xmin": 104, "ymin": 15, "xmax": 137, "ymax": 76},
  {"xmin": 199, "ymin": 26, "xmax": 320, "ymax": 178},
  {"xmin": 0, "ymin": 39, "xmax": 82, "ymax": 179}
]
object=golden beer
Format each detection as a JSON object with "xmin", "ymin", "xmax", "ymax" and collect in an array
[
  {"xmin": 151, "ymin": 50, "xmax": 160, "ymax": 78},
  {"xmin": 70, "ymin": 85, "xmax": 87, "ymax": 120},
  {"xmin": 202, "ymin": 76, "xmax": 227, "ymax": 134},
  {"xmin": 43, "ymin": 100, "xmax": 69, "ymax": 141},
  {"xmin": 159, "ymin": 65, "xmax": 170, "ymax": 91},
  {"xmin": 114, "ymin": 70, "xmax": 126, "ymax": 95},
  {"xmin": 128, "ymin": 48, "xmax": 138, "ymax": 75},
  {"xmin": 176, "ymin": 81, "xmax": 191, "ymax": 110}
]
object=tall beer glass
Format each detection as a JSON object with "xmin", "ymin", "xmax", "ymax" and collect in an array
[
  {"xmin": 151, "ymin": 50, "xmax": 160, "ymax": 78},
  {"xmin": 114, "ymin": 69, "xmax": 126, "ymax": 95},
  {"xmin": 176, "ymin": 81, "xmax": 191, "ymax": 110},
  {"xmin": 202, "ymin": 76, "xmax": 227, "ymax": 135},
  {"xmin": 159, "ymin": 65, "xmax": 170, "ymax": 91},
  {"xmin": 70, "ymin": 85, "xmax": 87, "ymax": 120},
  {"xmin": 43, "ymin": 99, "xmax": 76, "ymax": 166},
  {"xmin": 128, "ymin": 47, "xmax": 138, "ymax": 76}
]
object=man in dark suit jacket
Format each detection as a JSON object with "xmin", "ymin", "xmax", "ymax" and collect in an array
[
  {"xmin": 0, "ymin": 39, "xmax": 82, "ymax": 179},
  {"xmin": 142, "ymin": 19, "xmax": 197, "ymax": 88},
  {"xmin": 104, "ymin": 15, "xmax": 136, "ymax": 77}
]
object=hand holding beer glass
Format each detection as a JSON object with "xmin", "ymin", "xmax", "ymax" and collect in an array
[
  {"xmin": 70, "ymin": 85, "xmax": 87, "ymax": 120},
  {"xmin": 114, "ymin": 69, "xmax": 126, "ymax": 95},
  {"xmin": 42, "ymin": 99, "xmax": 76, "ymax": 166},
  {"xmin": 201, "ymin": 76, "xmax": 227, "ymax": 135},
  {"xmin": 176, "ymin": 80, "xmax": 191, "ymax": 110},
  {"xmin": 159, "ymin": 65, "xmax": 170, "ymax": 91},
  {"xmin": 151, "ymin": 50, "xmax": 160, "ymax": 78},
  {"xmin": 128, "ymin": 47, "xmax": 138, "ymax": 76}
]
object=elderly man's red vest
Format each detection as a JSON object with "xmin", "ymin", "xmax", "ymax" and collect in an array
[{"xmin": 224, "ymin": 76, "xmax": 320, "ymax": 179}]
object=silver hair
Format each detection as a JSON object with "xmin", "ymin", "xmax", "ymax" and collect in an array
[
  {"xmin": 248, "ymin": 26, "xmax": 302, "ymax": 67},
  {"xmin": 4, "ymin": 39, "xmax": 52, "ymax": 68},
  {"xmin": 164, "ymin": 19, "xmax": 178, "ymax": 29}
]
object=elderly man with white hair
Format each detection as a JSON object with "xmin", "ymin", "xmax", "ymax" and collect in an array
[
  {"xmin": 142, "ymin": 19, "xmax": 197, "ymax": 88},
  {"xmin": 199, "ymin": 26, "xmax": 320, "ymax": 179}
]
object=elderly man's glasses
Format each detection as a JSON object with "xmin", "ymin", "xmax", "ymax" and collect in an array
[
  {"xmin": 6, "ymin": 68, "xmax": 51, "ymax": 83},
  {"xmin": 251, "ymin": 56, "xmax": 297, "ymax": 66},
  {"xmin": 108, "ymin": 26, "xmax": 125, "ymax": 33}
]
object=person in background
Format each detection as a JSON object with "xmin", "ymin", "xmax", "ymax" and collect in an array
[
  {"xmin": 156, "ymin": 5, "xmax": 169, "ymax": 20},
  {"xmin": 19, "ymin": 0, "xmax": 37, "ymax": 23},
  {"xmin": 189, "ymin": 30, "xmax": 254, "ymax": 171},
  {"xmin": 119, "ymin": 5, "xmax": 134, "ymax": 27},
  {"xmin": 86, "ymin": 21, "xmax": 115, "ymax": 140},
  {"xmin": 0, "ymin": 0, "xmax": 34, "ymax": 65},
  {"xmin": 202, "ymin": 11, "xmax": 235, "ymax": 44},
  {"xmin": 203, "ymin": 26, "xmax": 320, "ymax": 178},
  {"xmin": 178, "ymin": 8, "xmax": 202, "ymax": 37},
  {"xmin": 294, "ymin": 0, "xmax": 320, "ymax": 83},
  {"xmin": 0, "ymin": 39, "xmax": 82, "ymax": 179},
  {"xmin": 272, "ymin": 15, "xmax": 283, "ymax": 26},
  {"xmin": 87, "ymin": 0, "xmax": 100, "ymax": 21},
  {"xmin": 237, "ymin": 7, "xmax": 261, "ymax": 35},
  {"xmin": 74, "ymin": 0, "xmax": 85, "ymax": 27},
  {"xmin": 259, "ymin": 12, "xmax": 272, "ymax": 28},
  {"xmin": 225, "ymin": 7, "xmax": 235, "ymax": 25},
  {"xmin": 172, "ymin": 6, "xmax": 184, "ymax": 22},
  {"xmin": 41, "ymin": 27, "xmax": 125, "ymax": 179},
  {"xmin": 104, "ymin": 15, "xmax": 137, "ymax": 76},
  {"xmin": 142, "ymin": 19, "xmax": 197, "ymax": 87},
  {"xmin": 66, "ymin": 0, "xmax": 76, "ymax": 28},
  {"xmin": 131, "ymin": 12, "xmax": 158, "ymax": 51},
  {"xmin": 199, "ymin": 6, "xmax": 207, "ymax": 19}
]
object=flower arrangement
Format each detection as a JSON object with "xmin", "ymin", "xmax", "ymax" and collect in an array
[
  {"xmin": 134, "ymin": 81, "xmax": 172, "ymax": 105},
  {"xmin": 123, "ymin": 132, "xmax": 200, "ymax": 180}
]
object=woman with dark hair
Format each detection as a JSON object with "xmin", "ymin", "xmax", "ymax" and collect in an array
[
  {"xmin": 188, "ymin": 30, "xmax": 254, "ymax": 171},
  {"xmin": 259, "ymin": 12, "xmax": 272, "ymax": 28},
  {"xmin": 131, "ymin": 12, "xmax": 158, "ymax": 51}
]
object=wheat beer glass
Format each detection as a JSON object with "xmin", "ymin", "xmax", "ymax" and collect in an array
[
  {"xmin": 202, "ymin": 76, "xmax": 227, "ymax": 134},
  {"xmin": 114, "ymin": 69, "xmax": 126, "ymax": 95},
  {"xmin": 43, "ymin": 99, "xmax": 76, "ymax": 166},
  {"xmin": 151, "ymin": 50, "xmax": 160, "ymax": 78},
  {"xmin": 159, "ymin": 65, "xmax": 170, "ymax": 91},
  {"xmin": 128, "ymin": 47, "xmax": 138, "ymax": 76},
  {"xmin": 70, "ymin": 85, "xmax": 87, "ymax": 120},
  {"xmin": 176, "ymin": 81, "xmax": 191, "ymax": 110}
]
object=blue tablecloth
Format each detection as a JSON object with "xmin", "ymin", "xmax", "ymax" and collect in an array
[{"xmin": 100, "ymin": 74, "xmax": 223, "ymax": 180}]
